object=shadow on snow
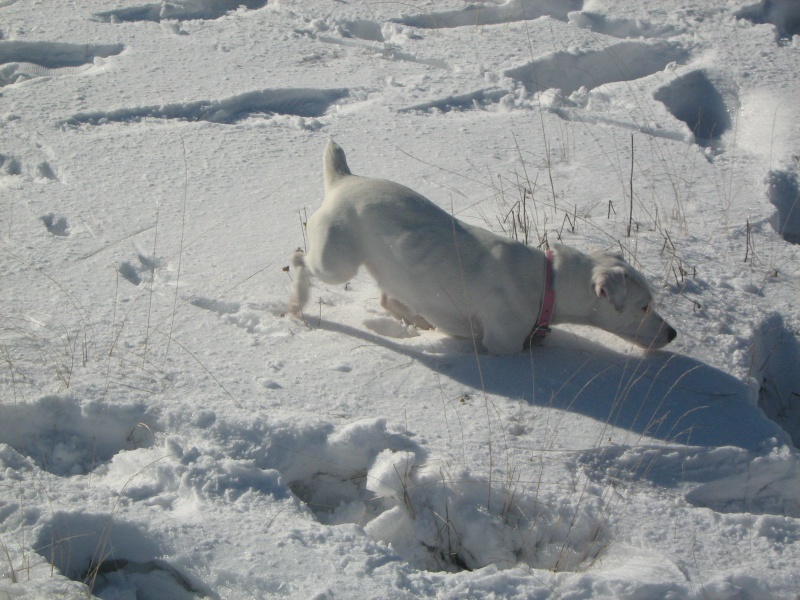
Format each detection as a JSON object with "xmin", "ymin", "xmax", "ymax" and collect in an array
[{"xmin": 313, "ymin": 319, "xmax": 786, "ymax": 451}]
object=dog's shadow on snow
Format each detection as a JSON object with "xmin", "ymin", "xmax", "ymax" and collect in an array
[{"xmin": 314, "ymin": 318, "xmax": 783, "ymax": 450}]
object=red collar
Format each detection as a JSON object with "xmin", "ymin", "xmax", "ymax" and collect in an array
[{"xmin": 530, "ymin": 250, "xmax": 555, "ymax": 339}]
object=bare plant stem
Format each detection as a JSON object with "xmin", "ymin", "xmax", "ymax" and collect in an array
[
  {"xmin": 164, "ymin": 136, "xmax": 189, "ymax": 367},
  {"xmin": 627, "ymin": 134, "xmax": 634, "ymax": 238},
  {"xmin": 142, "ymin": 203, "xmax": 160, "ymax": 369}
]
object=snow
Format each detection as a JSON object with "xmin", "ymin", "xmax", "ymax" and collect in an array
[{"xmin": 1, "ymin": 0, "xmax": 799, "ymax": 598}]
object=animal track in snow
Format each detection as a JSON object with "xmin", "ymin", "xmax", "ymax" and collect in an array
[
  {"xmin": 34, "ymin": 512, "xmax": 213, "ymax": 599},
  {"xmin": 191, "ymin": 296, "xmax": 289, "ymax": 336},
  {"xmin": 653, "ymin": 70, "xmax": 732, "ymax": 147},
  {"xmin": 0, "ymin": 153, "xmax": 22, "ymax": 176},
  {"xmin": 192, "ymin": 296, "xmax": 260, "ymax": 333},
  {"xmin": 398, "ymin": 87, "xmax": 512, "ymax": 113},
  {"xmin": 94, "ymin": 0, "xmax": 268, "ymax": 23},
  {"xmin": 0, "ymin": 396, "xmax": 156, "ymax": 476},
  {"xmin": 391, "ymin": 0, "xmax": 582, "ymax": 29},
  {"xmin": 118, "ymin": 253, "xmax": 162, "ymax": 286},
  {"xmin": 64, "ymin": 87, "xmax": 351, "ymax": 126},
  {"xmin": 299, "ymin": 21, "xmax": 448, "ymax": 71},
  {"xmin": 0, "ymin": 41, "xmax": 124, "ymax": 86},
  {"xmin": 1, "ymin": 154, "xmax": 60, "ymax": 181},
  {"xmin": 190, "ymin": 296, "xmax": 241, "ymax": 315},
  {"xmin": 505, "ymin": 40, "xmax": 688, "ymax": 97},
  {"xmin": 35, "ymin": 161, "xmax": 59, "ymax": 180},
  {"xmin": 41, "ymin": 213, "xmax": 70, "ymax": 236},
  {"xmin": 568, "ymin": 11, "xmax": 677, "ymax": 38},
  {"xmin": 736, "ymin": 0, "xmax": 800, "ymax": 41}
]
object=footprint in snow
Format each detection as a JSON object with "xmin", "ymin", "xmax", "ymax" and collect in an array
[
  {"xmin": 41, "ymin": 213, "xmax": 70, "ymax": 236},
  {"xmin": 118, "ymin": 253, "xmax": 161, "ymax": 286}
]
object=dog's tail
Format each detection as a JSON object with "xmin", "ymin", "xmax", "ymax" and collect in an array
[
  {"xmin": 324, "ymin": 139, "xmax": 352, "ymax": 192},
  {"xmin": 288, "ymin": 249, "xmax": 311, "ymax": 315}
]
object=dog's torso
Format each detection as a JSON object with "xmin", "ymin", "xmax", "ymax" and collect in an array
[{"xmin": 312, "ymin": 175, "xmax": 547, "ymax": 351}]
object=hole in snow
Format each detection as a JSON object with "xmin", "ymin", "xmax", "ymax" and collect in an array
[
  {"xmin": 653, "ymin": 70, "xmax": 732, "ymax": 147},
  {"xmin": 0, "ymin": 41, "xmax": 124, "ymax": 69},
  {"xmin": 505, "ymin": 41, "xmax": 688, "ymax": 97},
  {"xmin": 337, "ymin": 19, "xmax": 385, "ymax": 42},
  {"xmin": 259, "ymin": 419, "xmax": 418, "ymax": 526},
  {"xmin": 0, "ymin": 397, "xmax": 156, "ymax": 476},
  {"xmin": 261, "ymin": 419, "xmax": 609, "ymax": 573},
  {"xmin": 736, "ymin": 0, "xmax": 800, "ymax": 41},
  {"xmin": 752, "ymin": 313, "xmax": 800, "ymax": 447},
  {"xmin": 34, "ymin": 512, "xmax": 213, "ymax": 599},
  {"xmin": 767, "ymin": 170, "xmax": 800, "ymax": 244}
]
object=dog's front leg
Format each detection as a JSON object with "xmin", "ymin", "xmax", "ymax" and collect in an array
[{"xmin": 480, "ymin": 315, "xmax": 528, "ymax": 355}]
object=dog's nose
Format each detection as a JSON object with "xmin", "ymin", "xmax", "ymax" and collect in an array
[{"xmin": 667, "ymin": 325, "xmax": 677, "ymax": 342}]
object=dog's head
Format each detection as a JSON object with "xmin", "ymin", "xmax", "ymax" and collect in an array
[{"xmin": 589, "ymin": 252, "xmax": 676, "ymax": 350}]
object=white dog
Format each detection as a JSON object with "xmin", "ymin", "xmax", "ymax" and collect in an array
[{"xmin": 289, "ymin": 140, "xmax": 676, "ymax": 354}]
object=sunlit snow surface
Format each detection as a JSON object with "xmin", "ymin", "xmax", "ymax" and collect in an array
[{"xmin": 1, "ymin": 0, "xmax": 800, "ymax": 598}]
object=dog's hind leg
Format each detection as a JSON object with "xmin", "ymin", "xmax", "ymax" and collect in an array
[
  {"xmin": 381, "ymin": 293, "xmax": 434, "ymax": 330},
  {"xmin": 289, "ymin": 220, "xmax": 363, "ymax": 316}
]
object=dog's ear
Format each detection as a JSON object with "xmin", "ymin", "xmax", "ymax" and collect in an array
[{"xmin": 593, "ymin": 266, "xmax": 627, "ymax": 312}]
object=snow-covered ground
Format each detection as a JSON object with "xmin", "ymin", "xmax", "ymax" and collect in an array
[{"xmin": 2, "ymin": 0, "xmax": 800, "ymax": 598}]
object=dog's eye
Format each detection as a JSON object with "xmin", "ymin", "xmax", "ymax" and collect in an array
[{"xmin": 642, "ymin": 304, "xmax": 651, "ymax": 313}]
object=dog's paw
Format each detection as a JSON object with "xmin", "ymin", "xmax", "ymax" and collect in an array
[
  {"xmin": 364, "ymin": 317, "xmax": 420, "ymax": 339},
  {"xmin": 286, "ymin": 298, "xmax": 303, "ymax": 320}
]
